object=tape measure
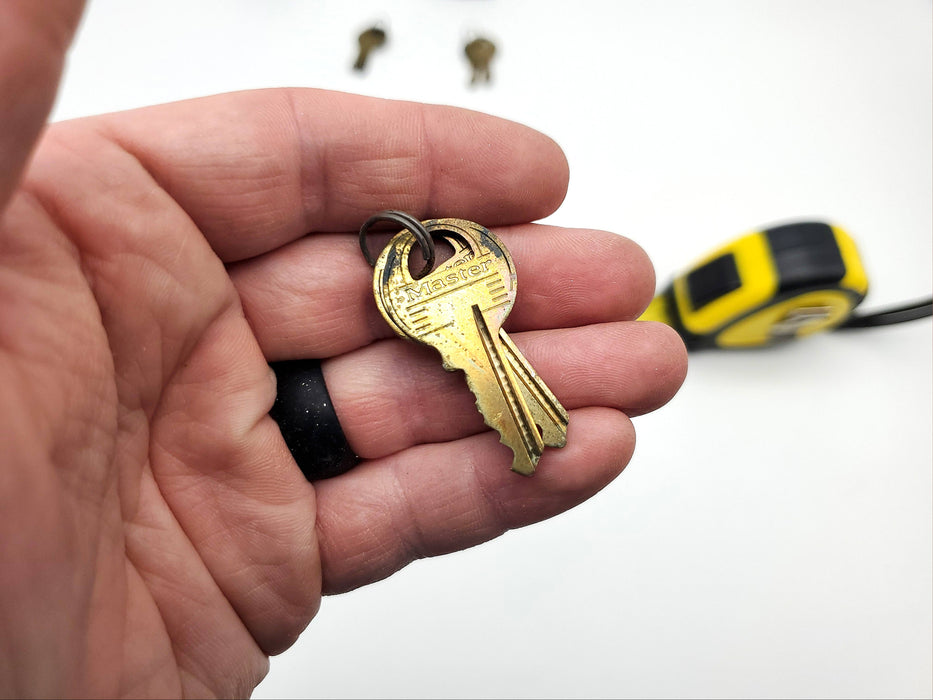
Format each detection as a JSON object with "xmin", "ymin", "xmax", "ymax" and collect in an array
[{"xmin": 641, "ymin": 221, "xmax": 931, "ymax": 350}]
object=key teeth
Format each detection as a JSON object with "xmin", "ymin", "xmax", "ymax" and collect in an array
[{"xmin": 462, "ymin": 371, "xmax": 541, "ymax": 477}]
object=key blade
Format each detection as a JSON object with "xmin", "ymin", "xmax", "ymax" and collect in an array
[
  {"xmin": 471, "ymin": 304, "xmax": 544, "ymax": 475},
  {"xmin": 371, "ymin": 217, "xmax": 566, "ymax": 477},
  {"xmin": 354, "ymin": 27, "xmax": 386, "ymax": 70},
  {"xmin": 498, "ymin": 329, "xmax": 568, "ymax": 448}
]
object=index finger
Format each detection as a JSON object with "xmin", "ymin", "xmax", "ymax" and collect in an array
[{"xmin": 62, "ymin": 88, "xmax": 569, "ymax": 262}]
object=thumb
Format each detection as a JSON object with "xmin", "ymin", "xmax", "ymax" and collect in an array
[{"xmin": 0, "ymin": 0, "xmax": 85, "ymax": 212}]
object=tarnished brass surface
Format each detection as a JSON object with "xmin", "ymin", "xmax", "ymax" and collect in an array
[
  {"xmin": 354, "ymin": 27, "xmax": 386, "ymax": 71},
  {"xmin": 464, "ymin": 38, "xmax": 496, "ymax": 84},
  {"xmin": 372, "ymin": 218, "xmax": 567, "ymax": 475}
]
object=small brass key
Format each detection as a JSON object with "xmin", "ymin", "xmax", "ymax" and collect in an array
[
  {"xmin": 371, "ymin": 218, "xmax": 567, "ymax": 475},
  {"xmin": 464, "ymin": 37, "xmax": 496, "ymax": 85},
  {"xmin": 354, "ymin": 26, "xmax": 386, "ymax": 71}
]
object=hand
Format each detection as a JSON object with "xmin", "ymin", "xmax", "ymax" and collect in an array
[{"xmin": 0, "ymin": 2, "xmax": 686, "ymax": 697}]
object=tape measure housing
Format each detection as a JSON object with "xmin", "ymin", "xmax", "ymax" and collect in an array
[{"xmin": 645, "ymin": 222, "xmax": 869, "ymax": 349}]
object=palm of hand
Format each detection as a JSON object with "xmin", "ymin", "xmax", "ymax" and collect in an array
[
  {"xmin": 2, "ymin": 105, "xmax": 322, "ymax": 696},
  {"xmin": 1, "ymin": 86, "xmax": 685, "ymax": 700}
]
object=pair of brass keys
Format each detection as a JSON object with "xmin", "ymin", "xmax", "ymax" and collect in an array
[
  {"xmin": 354, "ymin": 26, "xmax": 496, "ymax": 85},
  {"xmin": 362, "ymin": 215, "xmax": 568, "ymax": 475}
]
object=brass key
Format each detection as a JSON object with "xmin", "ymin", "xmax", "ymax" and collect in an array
[
  {"xmin": 464, "ymin": 37, "xmax": 496, "ymax": 85},
  {"xmin": 353, "ymin": 26, "xmax": 386, "ymax": 71},
  {"xmin": 497, "ymin": 328, "xmax": 568, "ymax": 448},
  {"xmin": 390, "ymin": 226, "xmax": 568, "ymax": 448},
  {"xmin": 372, "ymin": 218, "xmax": 567, "ymax": 475}
]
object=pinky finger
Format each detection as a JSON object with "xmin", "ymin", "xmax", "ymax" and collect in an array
[{"xmin": 313, "ymin": 407, "xmax": 635, "ymax": 595}]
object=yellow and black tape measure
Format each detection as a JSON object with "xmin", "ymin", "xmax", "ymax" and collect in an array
[{"xmin": 642, "ymin": 221, "xmax": 931, "ymax": 350}]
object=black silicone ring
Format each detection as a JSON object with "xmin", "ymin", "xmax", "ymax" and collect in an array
[{"xmin": 269, "ymin": 359, "xmax": 359, "ymax": 481}]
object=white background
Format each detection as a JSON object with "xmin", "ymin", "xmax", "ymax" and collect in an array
[{"xmin": 52, "ymin": 1, "xmax": 931, "ymax": 698}]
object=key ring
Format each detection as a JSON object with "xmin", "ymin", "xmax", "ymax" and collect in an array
[{"xmin": 359, "ymin": 210, "xmax": 436, "ymax": 279}]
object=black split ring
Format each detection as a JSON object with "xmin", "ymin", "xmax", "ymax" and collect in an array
[
  {"xmin": 359, "ymin": 210, "xmax": 436, "ymax": 279},
  {"xmin": 269, "ymin": 359, "xmax": 359, "ymax": 481}
]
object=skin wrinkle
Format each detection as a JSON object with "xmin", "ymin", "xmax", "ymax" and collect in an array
[
  {"xmin": 120, "ymin": 560, "xmax": 182, "ymax": 697},
  {"xmin": 189, "ymin": 169, "xmax": 295, "ymax": 250},
  {"xmin": 25, "ymin": 127, "xmax": 232, "ymax": 411},
  {"xmin": 229, "ymin": 266, "xmax": 294, "ymax": 356},
  {"xmin": 552, "ymin": 323, "xmax": 682, "ymax": 416},
  {"xmin": 336, "ymin": 342, "xmax": 486, "ymax": 454},
  {"xmin": 396, "ymin": 344, "xmax": 448, "ymax": 450},
  {"xmin": 294, "ymin": 235, "xmax": 392, "ymax": 357},
  {"xmin": 86, "ymin": 96, "xmax": 289, "ymax": 263},
  {"xmin": 29, "ymin": 121, "xmax": 301, "ymax": 677},
  {"xmin": 0, "ymin": 193, "xmax": 120, "ymax": 509},
  {"xmin": 333, "ymin": 337, "xmax": 438, "ymax": 455},
  {"xmin": 314, "ymin": 484, "xmax": 388, "ymax": 594},
  {"xmin": 80, "ymin": 482, "xmax": 128, "ymax": 692},
  {"xmin": 284, "ymin": 88, "xmax": 322, "ymax": 241},
  {"xmin": 321, "ymin": 320, "xmax": 681, "ymax": 462},
  {"xmin": 228, "ymin": 223, "xmax": 660, "ymax": 371},
  {"xmin": 144, "ymin": 320, "xmax": 320, "ymax": 655},
  {"xmin": 123, "ymin": 473, "xmax": 268, "ymax": 693},
  {"xmin": 512, "ymin": 228, "xmax": 655, "ymax": 325},
  {"xmin": 416, "ymin": 103, "xmax": 438, "ymax": 219},
  {"xmin": 390, "ymin": 467, "xmax": 430, "ymax": 566},
  {"xmin": 354, "ymin": 105, "xmax": 431, "ymax": 214},
  {"xmin": 291, "ymin": 98, "xmax": 480, "ymax": 230},
  {"xmin": 39, "ymin": 123, "xmax": 165, "ymax": 221},
  {"xmin": 313, "ymin": 407, "xmax": 638, "ymax": 596},
  {"xmin": 154, "ymin": 456, "xmax": 308, "ymax": 648},
  {"xmin": 335, "ymin": 157, "xmax": 416, "ymax": 221},
  {"xmin": 1, "ymin": 295, "xmax": 87, "ymax": 454},
  {"xmin": 307, "ymin": 248, "xmax": 377, "ymax": 353},
  {"xmin": 77, "ymin": 90, "xmax": 570, "ymax": 263},
  {"xmin": 124, "ymin": 517, "xmax": 216, "ymax": 696},
  {"xmin": 467, "ymin": 445, "xmax": 511, "ymax": 543}
]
